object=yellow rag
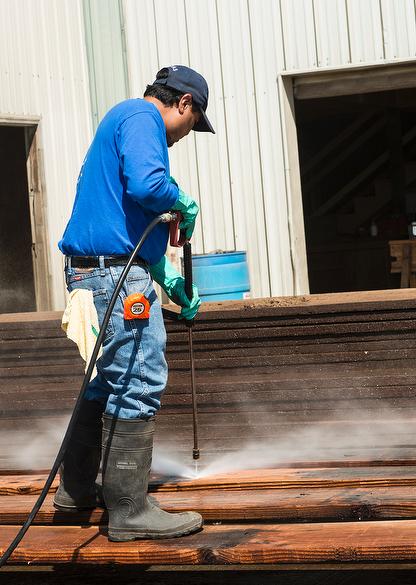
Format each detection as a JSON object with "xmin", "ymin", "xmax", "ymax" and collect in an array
[{"xmin": 61, "ymin": 289, "xmax": 103, "ymax": 379}]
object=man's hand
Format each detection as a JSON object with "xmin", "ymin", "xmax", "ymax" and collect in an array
[
  {"xmin": 177, "ymin": 283, "xmax": 201, "ymax": 321},
  {"xmin": 169, "ymin": 176, "xmax": 199, "ymax": 240},
  {"xmin": 149, "ymin": 256, "xmax": 201, "ymax": 320}
]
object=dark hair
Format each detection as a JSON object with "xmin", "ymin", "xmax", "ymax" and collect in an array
[
  {"xmin": 143, "ymin": 83, "xmax": 184, "ymax": 106},
  {"xmin": 144, "ymin": 67, "xmax": 198, "ymax": 111},
  {"xmin": 144, "ymin": 67, "xmax": 183, "ymax": 105}
]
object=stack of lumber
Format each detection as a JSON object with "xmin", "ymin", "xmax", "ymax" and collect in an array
[
  {"xmin": 1, "ymin": 289, "xmax": 416, "ymax": 467},
  {"xmin": 2, "ymin": 465, "xmax": 416, "ymax": 565},
  {"xmin": 1, "ymin": 289, "xmax": 416, "ymax": 566}
]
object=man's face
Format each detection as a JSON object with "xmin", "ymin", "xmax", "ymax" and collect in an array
[{"xmin": 165, "ymin": 94, "xmax": 201, "ymax": 147}]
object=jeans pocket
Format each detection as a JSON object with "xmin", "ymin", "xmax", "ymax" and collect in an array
[
  {"xmin": 66, "ymin": 267, "xmax": 100, "ymax": 286},
  {"xmin": 93, "ymin": 289, "xmax": 115, "ymax": 343},
  {"xmin": 124, "ymin": 268, "xmax": 151, "ymax": 297}
]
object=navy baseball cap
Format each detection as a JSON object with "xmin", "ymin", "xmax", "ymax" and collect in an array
[{"xmin": 153, "ymin": 65, "xmax": 215, "ymax": 134}]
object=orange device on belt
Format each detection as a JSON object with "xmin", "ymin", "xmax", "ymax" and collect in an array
[{"xmin": 123, "ymin": 293, "xmax": 150, "ymax": 320}]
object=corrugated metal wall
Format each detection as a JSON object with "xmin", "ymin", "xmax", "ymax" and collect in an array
[
  {"xmin": 123, "ymin": 0, "xmax": 298, "ymax": 297},
  {"xmin": 281, "ymin": 0, "xmax": 416, "ymax": 69},
  {"xmin": 83, "ymin": 0, "xmax": 129, "ymax": 129},
  {"xmin": 123, "ymin": 0, "xmax": 416, "ymax": 299},
  {"xmin": 2, "ymin": 1, "xmax": 416, "ymax": 307},
  {"xmin": 0, "ymin": 0, "xmax": 92, "ymax": 310}
]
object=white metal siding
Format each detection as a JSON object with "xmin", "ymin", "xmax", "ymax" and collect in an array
[
  {"xmin": 83, "ymin": 0, "xmax": 129, "ymax": 128},
  {"xmin": 280, "ymin": 0, "xmax": 318, "ymax": 70},
  {"xmin": 183, "ymin": 0, "xmax": 236, "ymax": 254},
  {"xmin": 123, "ymin": 0, "xmax": 416, "ymax": 299},
  {"xmin": 0, "ymin": 0, "xmax": 92, "ymax": 310},
  {"xmin": 346, "ymin": 0, "xmax": 384, "ymax": 63},
  {"xmin": 247, "ymin": 0, "xmax": 296, "ymax": 295},
  {"xmin": 215, "ymin": 0, "xmax": 270, "ymax": 296},
  {"xmin": 381, "ymin": 0, "xmax": 416, "ymax": 60},
  {"xmin": 123, "ymin": 0, "xmax": 298, "ymax": 298},
  {"xmin": 281, "ymin": 0, "xmax": 416, "ymax": 72},
  {"xmin": 3, "ymin": 0, "xmax": 416, "ymax": 307},
  {"xmin": 313, "ymin": 0, "xmax": 351, "ymax": 67}
]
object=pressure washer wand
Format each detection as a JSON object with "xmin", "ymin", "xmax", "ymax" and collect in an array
[{"xmin": 183, "ymin": 241, "xmax": 200, "ymax": 473}]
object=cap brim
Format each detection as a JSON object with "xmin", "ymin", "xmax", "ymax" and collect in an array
[{"xmin": 193, "ymin": 108, "xmax": 215, "ymax": 133}]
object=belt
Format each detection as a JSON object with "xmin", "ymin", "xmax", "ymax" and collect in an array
[{"xmin": 69, "ymin": 255, "xmax": 148, "ymax": 268}]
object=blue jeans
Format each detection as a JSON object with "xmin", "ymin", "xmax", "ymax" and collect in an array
[{"xmin": 65, "ymin": 258, "xmax": 168, "ymax": 420}]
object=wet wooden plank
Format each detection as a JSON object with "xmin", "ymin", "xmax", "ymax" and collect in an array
[
  {"xmin": 0, "ymin": 475, "xmax": 59, "ymax": 496},
  {"xmin": 149, "ymin": 467, "xmax": 416, "ymax": 492},
  {"xmin": 4, "ymin": 467, "xmax": 416, "ymax": 496},
  {"xmin": 2, "ymin": 486, "xmax": 416, "ymax": 525},
  {"xmin": 3, "ymin": 520, "xmax": 416, "ymax": 564}
]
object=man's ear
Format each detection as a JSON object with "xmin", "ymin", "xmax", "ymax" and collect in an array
[{"xmin": 178, "ymin": 93, "xmax": 193, "ymax": 114}]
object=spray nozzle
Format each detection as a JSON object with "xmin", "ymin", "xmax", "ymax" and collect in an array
[{"xmin": 159, "ymin": 212, "xmax": 179, "ymax": 223}]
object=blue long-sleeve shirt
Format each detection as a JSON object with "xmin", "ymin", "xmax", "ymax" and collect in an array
[{"xmin": 59, "ymin": 99, "xmax": 179, "ymax": 265}]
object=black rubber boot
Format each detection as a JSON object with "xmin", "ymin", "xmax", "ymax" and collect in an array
[
  {"xmin": 102, "ymin": 414, "xmax": 203, "ymax": 541},
  {"xmin": 53, "ymin": 399, "xmax": 105, "ymax": 511}
]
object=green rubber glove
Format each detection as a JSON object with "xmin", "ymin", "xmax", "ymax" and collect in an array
[
  {"xmin": 169, "ymin": 176, "xmax": 199, "ymax": 240},
  {"xmin": 149, "ymin": 255, "xmax": 201, "ymax": 320}
]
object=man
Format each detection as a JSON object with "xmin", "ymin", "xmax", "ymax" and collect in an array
[{"xmin": 55, "ymin": 66, "xmax": 215, "ymax": 542}]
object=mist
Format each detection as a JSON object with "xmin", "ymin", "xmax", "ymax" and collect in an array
[{"xmin": 2, "ymin": 402, "xmax": 414, "ymax": 480}]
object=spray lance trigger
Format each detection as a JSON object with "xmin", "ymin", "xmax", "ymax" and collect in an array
[{"xmin": 169, "ymin": 212, "xmax": 187, "ymax": 248}]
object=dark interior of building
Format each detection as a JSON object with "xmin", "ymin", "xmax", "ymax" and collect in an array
[
  {"xmin": 0, "ymin": 125, "xmax": 36, "ymax": 312},
  {"xmin": 295, "ymin": 88, "xmax": 416, "ymax": 294}
]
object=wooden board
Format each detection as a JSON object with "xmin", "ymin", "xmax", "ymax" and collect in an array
[
  {"xmin": 146, "ymin": 466, "xmax": 416, "ymax": 492},
  {"xmin": 2, "ymin": 295, "xmax": 416, "ymax": 471},
  {"xmin": 4, "ymin": 520, "xmax": 416, "ymax": 564},
  {"xmin": 0, "ymin": 474, "xmax": 59, "ymax": 496},
  {"xmin": 3, "ymin": 485, "xmax": 416, "ymax": 525},
  {"xmin": 1, "ymin": 290, "xmax": 415, "ymax": 323},
  {"xmin": 4, "ymin": 467, "xmax": 416, "ymax": 496}
]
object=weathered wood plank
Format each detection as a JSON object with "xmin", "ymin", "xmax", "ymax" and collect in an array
[
  {"xmin": 5, "ymin": 346, "xmax": 416, "ymax": 373},
  {"xmin": 4, "ymin": 385, "xmax": 416, "ymax": 416},
  {"xmin": 0, "ymin": 475, "xmax": 59, "ymax": 496},
  {"xmin": 4, "ymin": 330, "xmax": 416, "ymax": 357},
  {"xmin": 3, "ymin": 486, "xmax": 416, "ymax": 525},
  {"xmin": 4, "ymin": 520, "xmax": 416, "ymax": 564},
  {"xmin": 4, "ymin": 467, "xmax": 416, "ymax": 496},
  {"xmin": 0, "ymin": 289, "xmax": 415, "ymax": 324},
  {"xmin": 149, "ymin": 467, "xmax": 416, "ymax": 492},
  {"xmin": 1, "ymin": 293, "xmax": 416, "ymax": 471}
]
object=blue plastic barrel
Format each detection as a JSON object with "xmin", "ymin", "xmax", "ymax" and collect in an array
[{"xmin": 191, "ymin": 251, "xmax": 250, "ymax": 302}]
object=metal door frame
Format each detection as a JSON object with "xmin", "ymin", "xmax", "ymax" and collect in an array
[
  {"xmin": 278, "ymin": 60, "xmax": 416, "ymax": 296},
  {"xmin": 0, "ymin": 115, "xmax": 51, "ymax": 311}
]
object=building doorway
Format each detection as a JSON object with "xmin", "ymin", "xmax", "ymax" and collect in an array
[
  {"xmin": 0, "ymin": 124, "xmax": 50, "ymax": 313},
  {"xmin": 289, "ymin": 63, "xmax": 416, "ymax": 294}
]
